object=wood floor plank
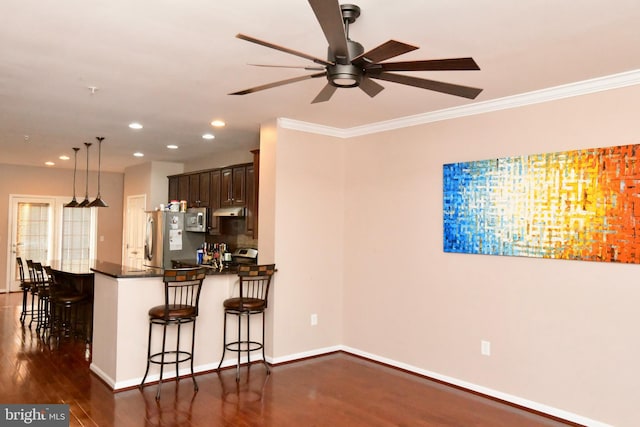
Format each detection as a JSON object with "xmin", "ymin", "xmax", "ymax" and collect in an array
[{"xmin": 0, "ymin": 292, "xmax": 580, "ymax": 426}]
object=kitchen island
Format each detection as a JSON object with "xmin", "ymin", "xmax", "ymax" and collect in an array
[{"xmin": 89, "ymin": 262, "xmax": 242, "ymax": 390}]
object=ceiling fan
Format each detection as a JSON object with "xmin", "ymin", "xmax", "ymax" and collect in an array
[{"xmin": 230, "ymin": 0, "xmax": 483, "ymax": 104}]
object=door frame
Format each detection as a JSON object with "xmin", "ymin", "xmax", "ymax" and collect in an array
[
  {"xmin": 5, "ymin": 194, "xmax": 97, "ymax": 293},
  {"xmin": 123, "ymin": 194, "xmax": 147, "ymax": 269},
  {"xmin": 5, "ymin": 195, "xmax": 58, "ymax": 293}
]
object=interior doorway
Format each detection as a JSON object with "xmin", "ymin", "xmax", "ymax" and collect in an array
[{"xmin": 123, "ymin": 194, "xmax": 147, "ymax": 269}]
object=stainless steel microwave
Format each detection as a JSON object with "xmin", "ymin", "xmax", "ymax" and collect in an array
[{"xmin": 185, "ymin": 207, "xmax": 207, "ymax": 232}]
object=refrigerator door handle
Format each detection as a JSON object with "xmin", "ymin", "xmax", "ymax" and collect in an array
[{"xmin": 145, "ymin": 216, "xmax": 154, "ymax": 260}]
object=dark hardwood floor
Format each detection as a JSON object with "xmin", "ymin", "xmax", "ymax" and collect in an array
[{"xmin": 0, "ymin": 291, "xmax": 579, "ymax": 427}]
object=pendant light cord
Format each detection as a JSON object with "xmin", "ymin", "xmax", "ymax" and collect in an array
[
  {"xmin": 95, "ymin": 137, "xmax": 104, "ymax": 197},
  {"xmin": 84, "ymin": 142, "xmax": 91, "ymax": 200},
  {"xmin": 72, "ymin": 147, "xmax": 79, "ymax": 196}
]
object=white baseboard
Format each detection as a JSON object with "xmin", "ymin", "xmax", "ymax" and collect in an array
[
  {"xmin": 268, "ymin": 345, "xmax": 342, "ymax": 365},
  {"xmin": 340, "ymin": 346, "xmax": 611, "ymax": 427}
]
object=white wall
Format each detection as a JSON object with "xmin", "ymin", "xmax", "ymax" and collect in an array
[{"xmin": 265, "ymin": 83, "xmax": 640, "ymax": 427}]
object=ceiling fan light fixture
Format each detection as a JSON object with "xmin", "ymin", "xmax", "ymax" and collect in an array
[{"xmin": 328, "ymin": 64, "xmax": 362, "ymax": 88}]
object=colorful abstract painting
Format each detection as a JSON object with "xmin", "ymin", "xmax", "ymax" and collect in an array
[{"xmin": 443, "ymin": 144, "xmax": 640, "ymax": 263}]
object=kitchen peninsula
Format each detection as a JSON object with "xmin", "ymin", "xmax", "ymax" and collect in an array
[{"xmin": 90, "ymin": 262, "xmax": 241, "ymax": 391}]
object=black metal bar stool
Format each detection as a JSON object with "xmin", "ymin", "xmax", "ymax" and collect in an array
[
  {"xmin": 16, "ymin": 257, "xmax": 35, "ymax": 324},
  {"xmin": 45, "ymin": 265, "xmax": 90, "ymax": 343},
  {"xmin": 140, "ymin": 267, "xmax": 207, "ymax": 400},
  {"xmin": 29, "ymin": 261, "xmax": 51, "ymax": 335},
  {"xmin": 25, "ymin": 260, "xmax": 41, "ymax": 328},
  {"xmin": 217, "ymin": 264, "xmax": 276, "ymax": 381}
]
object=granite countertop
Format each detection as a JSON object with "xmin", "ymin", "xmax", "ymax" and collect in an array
[
  {"xmin": 91, "ymin": 261, "xmax": 164, "ymax": 278},
  {"xmin": 91, "ymin": 260, "xmax": 238, "ymax": 278}
]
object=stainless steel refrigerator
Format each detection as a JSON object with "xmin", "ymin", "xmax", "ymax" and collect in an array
[{"xmin": 144, "ymin": 211, "xmax": 204, "ymax": 269}]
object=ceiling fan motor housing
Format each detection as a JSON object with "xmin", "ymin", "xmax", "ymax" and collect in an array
[{"xmin": 327, "ymin": 39, "xmax": 364, "ymax": 87}]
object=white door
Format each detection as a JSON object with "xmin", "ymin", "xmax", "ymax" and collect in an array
[
  {"xmin": 124, "ymin": 194, "xmax": 147, "ymax": 269},
  {"xmin": 6, "ymin": 197, "xmax": 55, "ymax": 292}
]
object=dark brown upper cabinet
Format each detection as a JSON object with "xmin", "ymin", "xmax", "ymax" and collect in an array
[{"xmin": 221, "ymin": 165, "xmax": 246, "ymax": 207}]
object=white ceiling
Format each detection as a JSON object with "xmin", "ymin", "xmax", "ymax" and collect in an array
[{"xmin": 2, "ymin": 0, "xmax": 639, "ymax": 172}]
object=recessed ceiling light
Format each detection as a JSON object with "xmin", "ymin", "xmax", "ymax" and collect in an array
[
  {"xmin": 45, "ymin": 161, "xmax": 55, "ymax": 166},
  {"xmin": 133, "ymin": 152, "xmax": 144, "ymax": 157},
  {"xmin": 167, "ymin": 145, "xmax": 178, "ymax": 149},
  {"xmin": 202, "ymin": 133, "xmax": 215, "ymax": 140},
  {"xmin": 129, "ymin": 122, "xmax": 143, "ymax": 130},
  {"xmin": 210, "ymin": 120, "xmax": 226, "ymax": 127},
  {"xmin": 59, "ymin": 155, "xmax": 70, "ymax": 160}
]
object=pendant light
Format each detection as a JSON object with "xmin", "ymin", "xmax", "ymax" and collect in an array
[
  {"xmin": 88, "ymin": 136, "xmax": 108, "ymax": 207},
  {"xmin": 64, "ymin": 147, "xmax": 81, "ymax": 208},
  {"xmin": 77, "ymin": 142, "xmax": 92, "ymax": 207}
]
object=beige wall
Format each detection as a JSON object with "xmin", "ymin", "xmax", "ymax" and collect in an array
[
  {"xmin": 264, "ymin": 84, "xmax": 640, "ymax": 427},
  {"xmin": 343, "ymin": 85, "xmax": 640, "ymax": 427},
  {"xmin": 184, "ymin": 148, "xmax": 255, "ymax": 173},
  {"xmin": 261, "ymin": 124, "xmax": 345, "ymax": 359},
  {"xmin": 0, "ymin": 164, "xmax": 124, "ymax": 279},
  {"xmin": 123, "ymin": 161, "xmax": 183, "ymax": 211}
]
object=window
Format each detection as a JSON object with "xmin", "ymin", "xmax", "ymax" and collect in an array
[{"xmin": 61, "ymin": 206, "xmax": 97, "ymax": 268}]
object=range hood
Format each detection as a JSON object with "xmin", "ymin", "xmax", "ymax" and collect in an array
[{"xmin": 213, "ymin": 207, "xmax": 245, "ymax": 217}]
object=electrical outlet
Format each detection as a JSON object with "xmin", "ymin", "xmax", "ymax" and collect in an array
[
  {"xmin": 481, "ymin": 340, "xmax": 491, "ymax": 356},
  {"xmin": 310, "ymin": 313, "xmax": 318, "ymax": 326}
]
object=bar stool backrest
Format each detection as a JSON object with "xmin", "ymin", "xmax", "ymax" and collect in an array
[
  {"xmin": 26, "ymin": 260, "xmax": 37, "ymax": 284},
  {"xmin": 16, "ymin": 257, "xmax": 28, "ymax": 285},
  {"xmin": 32, "ymin": 262, "xmax": 50, "ymax": 291},
  {"xmin": 237, "ymin": 264, "xmax": 276, "ymax": 309},
  {"xmin": 161, "ymin": 267, "xmax": 207, "ymax": 319}
]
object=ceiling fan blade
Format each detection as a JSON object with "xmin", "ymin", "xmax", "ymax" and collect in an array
[
  {"xmin": 311, "ymin": 84, "xmax": 338, "ymax": 104},
  {"xmin": 353, "ymin": 40, "xmax": 418, "ymax": 64},
  {"xmin": 359, "ymin": 77, "xmax": 385, "ymax": 98},
  {"xmin": 372, "ymin": 57, "xmax": 480, "ymax": 72},
  {"xmin": 249, "ymin": 63, "xmax": 326, "ymax": 71},
  {"xmin": 308, "ymin": 0, "xmax": 349, "ymax": 61},
  {"xmin": 237, "ymin": 34, "xmax": 333, "ymax": 66},
  {"xmin": 370, "ymin": 72, "xmax": 483, "ymax": 99},
  {"xmin": 230, "ymin": 72, "xmax": 326, "ymax": 95}
]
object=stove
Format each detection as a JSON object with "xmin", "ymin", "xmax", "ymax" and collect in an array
[{"xmin": 231, "ymin": 248, "xmax": 258, "ymax": 265}]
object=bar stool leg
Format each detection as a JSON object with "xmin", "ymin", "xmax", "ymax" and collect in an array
[
  {"xmin": 20, "ymin": 288, "xmax": 28, "ymax": 323},
  {"xmin": 157, "ymin": 322, "xmax": 168, "ymax": 400},
  {"xmin": 29, "ymin": 291, "xmax": 37, "ymax": 328},
  {"xmin": 190, "ymin": 320, "xmax": 198, "ymax": 391},
  {"xmin": 140, "ymin": 322, "xmax": 153, "ymax": 389},
  {"xmin": 217, "ymin": 313, "xmax": 228, "ymax": 371},
  {"xmin": 246, "ymin": 314, "xmax": 251, "ymax": 366},
  {"xmin": 236, "ymin": 314, "xmax": 242, "ymax": 381},
  {"xmin": 175, "ymin": 322, "xmax": 181, "ymax": 384},
  {"xmin": 261, "ymin": 312, "xmax": 270, "ymax": 374}
]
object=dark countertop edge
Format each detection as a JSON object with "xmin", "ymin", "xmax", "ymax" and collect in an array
[{"xmin": 90, "ymin": 261, "xmax": 237, "ymax": 279}]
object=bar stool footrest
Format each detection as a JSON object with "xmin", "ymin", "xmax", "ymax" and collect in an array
[
  {"xmin": 224, "ymin": 340, "xmax": 264, "ymax": 353},
  {"xmin": 148, "ymin": 350, "xmax": 193, "ymax": 365}
]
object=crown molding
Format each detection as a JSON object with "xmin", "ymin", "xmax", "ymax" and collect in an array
[{"xmin": 278, "ymin": 69, "xmax": 640, "ymax": 139}]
